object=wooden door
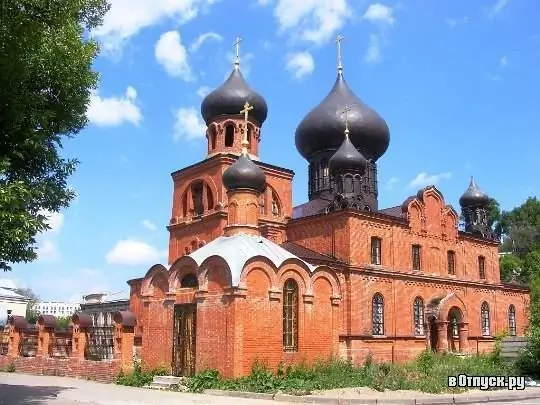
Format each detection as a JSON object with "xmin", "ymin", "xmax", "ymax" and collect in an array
[{"xmin": 171, "ymin": 304, "xmax": 197, "ymax": 376}]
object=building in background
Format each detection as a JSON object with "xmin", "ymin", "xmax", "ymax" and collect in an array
[
  {"xmin": 79, "ymin": 291, "xmax": 130, "ymax": 326},
  {"xmin": 0, "ymin": 287, "xmax": 29, "ymax": 325},
  {"xmin": 34, "ymin": 301, "xmax": 80, "ymax": 317}
]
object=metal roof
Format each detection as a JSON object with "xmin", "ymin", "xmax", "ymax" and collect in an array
[
  {"xmin": 0, "ymin": 287, "xmax": 28, "ymax": 301},
  {"xmin": 189, "ymin": 233, "xmax": 317, "ymax": 286}
]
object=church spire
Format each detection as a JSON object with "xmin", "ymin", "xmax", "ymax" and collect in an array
[
  {"xmin": 335, "ymin": 34, "xmax": 344, "ymax": 75},
  {"xmin": 233, "ymin": 36, "xmax": 241, "ymax": 70}
]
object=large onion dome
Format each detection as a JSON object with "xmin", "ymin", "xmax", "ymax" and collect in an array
[
  {"xmin": 329, "ymin": 130, "xmax": 367, "ymax": 173},
  {"xmin": 459, "ymin": 177, "xmax": 490, "ymax": 207},
  {"xmin": 222, "ymin": 153, "xmax": 266, "ymax": 193},
  {"xmin": 295, "ymin": 73, "xmax": 390, "ymax": 161},
  {"xmin": 201, "ymin": 67, "xmax": 268, "ymax": 125}
]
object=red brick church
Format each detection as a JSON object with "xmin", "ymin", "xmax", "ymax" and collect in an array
[{"xmin": 127, "ymin": 41, "xmax": 529, "ymax": 378}]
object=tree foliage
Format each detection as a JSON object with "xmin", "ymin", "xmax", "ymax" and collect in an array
[
  {"xmin": 14, "ymin": 287, "xmax": 39, "ymax": 324},
  {"xmin": 0, "ymin": 0, "xmax": 110, "ymax": 271}
]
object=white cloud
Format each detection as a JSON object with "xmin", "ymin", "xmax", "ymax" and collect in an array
[
  {"xmin": 273, "ymin": 0, "xmax": 351, "ymax": 45},
  {"xmin": 196, "ymin": 86, "xmax": 212, "ymax": 98},
  {"xmin": 87, "ymin": 86, "xmax": 142, "ymax": 127},
  {"xmin": 500, "ymin": 55, "xmax": 508, "ymax": 67},
  {"xmin": 190, "ymin": 32, "xmax": 223, "ymax": 52},
  {"xmin": 0, "ymin": 279, "xmax": 18, "ymax": 289},
  {"xmin": 365, "ymin": 34, "xmax": 382, "ymax": 64},
  {"xmin": 445, "ymin": 16, "xmax": 468, "ymax": 28},
  {"xmin": 106, "ymin": 239, "xmax": 165, "ymax": 266},
  {"xmin": 39, "ymin": 210, "xmax": 64, "ymax": 234},
  {"xmin": 408, "ymin": 172, "xmax": 452, "ymax": 189},
  {"xmin": 488, "ymin": 0, "xmax": 510, "ymax": 18},
  {"xmin": 173, "ymin": 107, "xmax": 207, "ymax": 141},
  {"xmin": 385, "ymin": 177, "xmax": 399, "ymax": 190},
  {"xmin": 92, "ymin": 0, "xmax": 218, "ymax": 52},
  {"xmin": 285, "ymin": 51, "xmax": 315, "ymax": 79},
  {"xmin": 155, "ymin": 31, "xmax": 193, "ymax": 81},
  {"xmin": 37, "ymin": 240, "xmax": 61, "ymax": 262},
  {"xmin": 363, "ymin": 3, "xmax": 395, "ymax": 26},
  {"xmin": 141, "ymin": 220, "xmax": 157, "ymax": 231},
  {"xmin": 257, "ymin": 0, "xmax": 273, "ymax": 5}
]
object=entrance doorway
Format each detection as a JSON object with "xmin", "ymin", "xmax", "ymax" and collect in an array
[
  {"xmin": 172, "ymin": 304, "xmax": 196, "ymax": 376},
  {"xmin": 447, "ymin": 307, "xmax": 462, "ymax": 353},
  {"xmin": 428, "ymin": 316, "xmax": 438, "ymax": 351}
]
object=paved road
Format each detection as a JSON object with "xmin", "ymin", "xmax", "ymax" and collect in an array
[
  {"xmin": 468, "ymin": 401, "xmax": 538, "ymax": 405},
  {"xmin": 0, "ymin": 372, "xmax": 288, "ymax": 405}
]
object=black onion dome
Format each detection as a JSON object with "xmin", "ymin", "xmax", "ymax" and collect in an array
[
  {"xmin": 329, "ymin": 133, "xmax": 367, "ymax": 173},
  {"xmin": 459, "ymin": 177, "xmax": 490, "ymax": 207},
  {"xmin": 201, "ymin": 68, "xmax": 268, "ymax": 125},
  {"xmin": 295, "ymin": 73, "xmax": 390, "ymax": 161},
  {"xmin": 222, "ymin": 153, "xmax": 266, "ymax": 192}
]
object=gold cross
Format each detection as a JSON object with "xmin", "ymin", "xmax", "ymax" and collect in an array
[
  {"xmin": 335, "ymin": 34, "xmax": 345, "ymax": 72},
  {"xmin": 233, "ymin": 36, "xmax": 242, "ymax": 68},
  {"xmin": 340, "ymin": 104, "xmax": 353, "ymax": 133},
  {"xmin": 240, "ymin": 101, "xmax": 253, "ymax": 152}
]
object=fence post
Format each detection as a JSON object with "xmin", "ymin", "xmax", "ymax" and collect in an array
[
  {"xmin": 113, "ymin": 311, "xmax": 137, "ymax": 373},
  {"xmin": 71, "ymin": 313, "xmax": 93, "ymax": 360},
  {"xmin": 37, "ymin": 315, "xmax": 58, "ymax": 357},
  {"xmin": 7, "ymin": 316, "xmax": 27, "ymax": 357}
]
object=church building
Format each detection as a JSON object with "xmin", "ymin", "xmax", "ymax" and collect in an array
[{"xmin": 127, "ymin": 38, "xmax": 529, "ymax": 378}]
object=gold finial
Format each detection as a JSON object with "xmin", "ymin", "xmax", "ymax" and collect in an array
[
  {"xmin": 233, "ymin": 36, "xmax": 242, "ymax": 69},
  {"xmin": 240, "ymin": 101, "xmax": 254, "ymax": 154},
  {"xmin": 340, "ymin": 104, "xmax": 353, "ymax": 137},
  {"xmin": 335, "ymin": 34, "xmax": 345, "ymax": 74}
]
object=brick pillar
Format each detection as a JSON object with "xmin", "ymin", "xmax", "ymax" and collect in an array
[
  {"xmin": 458, "ymin": 322, "xmax": 469, "ymax": 353},
  {"xmin": 37, "ymin": 325, "xmax": 54, "ymax": 357},
  {"xmin": 113, "ymin": 311, "xmax": 137, "ymax": 373},
  {"xmin": 71, "ymin": 313, "xmax": 93, "ymax": 360},
  {"xmin": 7, "ymin": 324, "xmax": 21, "ymax": 357},
  {"xmin": 436, "ymin": 321, "xmax": 449, "ymax": 352},
  {"xmin": 424, "ymin": 321, "xmax": 431, "ymax": 350}
]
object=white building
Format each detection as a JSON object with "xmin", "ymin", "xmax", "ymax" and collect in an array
[
  {"xmin": 80, "ymin": 291, "xmax": 130, "ymax": 326},
  {"xmin": 34, "ymin": 301, "xmax": 80, "ymax": 317},
  {"xmin": 0, "ymin": 287, "xmax": 30, "ymax": 326}
]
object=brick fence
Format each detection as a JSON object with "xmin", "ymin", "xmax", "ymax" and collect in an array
[{"xmin": 0, "ymin": 310, "xmax": 139, "ymax": 383}]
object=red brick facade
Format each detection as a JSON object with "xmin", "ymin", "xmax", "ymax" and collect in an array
[{"xmin": 128, "ymin": 140, "xmax": 529, "ymax": 378}]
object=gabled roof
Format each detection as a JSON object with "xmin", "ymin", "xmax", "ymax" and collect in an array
[
  {"xmin": 188, "ymin": 233, "xmax": 316, "ymax": 286},
  {"xmin": 280, "ymin": 241, "xmax": 344, "ymax": 265},
  {"xmin": 0, "ymin": 287, "xmax": 29, "ymax": 302}
]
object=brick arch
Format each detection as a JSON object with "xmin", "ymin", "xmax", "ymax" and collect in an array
[
  {"xmin": 428, "ymin": 292, "xmax": 468, "ymax": 323},
  {"xmin": 310, "ymin": 266, "xmax": 341, "ymax": 298},
  {"xmin": 169, "ymin": 262, "xmax": 199, "ymax": 292},
  {"xmin": 227, "ymin": 200, "xmax": 238, "ymax": 225},
  {"xmin": 421, "ymin": 185, "xmax": 445, "ymax": 204},
  {"xmin": 243, "ymin": 265, "xmax": 273, "ymax": 296},
  {"xmin": 142, "ymin": 264, "xmax": 169, "ymax": 295},
  {"xmin": 240, "ymin": 257, "xmax": 279, "ymax": 288},
  {"xmin": 276, "ymin": 264, "xmax": 311, "ymax": 294},
  {"xmin": 266, "ymin": 184, "xmax": 282, "ymax": 214},
  {"xmin": 198, "ymin": 255, "xmax": 233, "ymax": 291},
  {"xmin": 176, "ymin": 176, "xmax": 220, "ymax": 215}
]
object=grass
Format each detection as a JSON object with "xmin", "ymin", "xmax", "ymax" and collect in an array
[
  {"xmin": 115, "ymin": 361, "xmax": 169, "ymax": 387},
  {"xmin": 185, "ymin": 350, "xmax": 518, "ymax": 395}
]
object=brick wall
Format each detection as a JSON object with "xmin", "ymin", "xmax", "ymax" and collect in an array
[{"xmin": 0, "ymin": 355, "xmax": 120, "ymax": 382}]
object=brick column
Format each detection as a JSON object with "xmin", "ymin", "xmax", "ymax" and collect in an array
[
  {"xmin": 113, "ymin": 311, "xmax": 137, "ymax": 373},
  {"xmin": 37, "ymin": 315, "xmax": 58, "ymax": 357},
  {"xmin": 7, "ymin": 316, "xmax": 26, "ymax": 357},
  {"xmin": 436, "ymin": 321, "xmax": 449, "ymax": 353},
  {"xmin": 458, "ymin": 322, "xmax": 469, "ymax": 353},
  {"xmin": 71, "ymin": 313, "xmax": 93, "ymax": 360}
]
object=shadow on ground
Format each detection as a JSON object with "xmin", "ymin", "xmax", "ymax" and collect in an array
[{"xmin": 0, "ymin": 383, "xmax": 74, "ymax": 405}]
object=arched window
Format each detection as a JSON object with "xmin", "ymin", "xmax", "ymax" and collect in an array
[
  {"xmin": 413, "ymin": 297, "xmax": 424, "ymax": 336},
  {"xmin": 481, "ymin": 302, "xmax": 490, "ymax": 336},
  {"xmin": 206, "ymin": 184, "xmax": 214, "ymax": 211},
  {"xmin": 210, "ymin": 126, "xmax": 217, "ymax": 150},
  {"xmin": 370, "ymin": 237, "xmax": 382, "ymax": 265},
  {"xmin": 447, "ymin": 250, "xmax": 456, "ymax": 275},
  {"xmin": 225, "ymin": 125, "xmax": 234, "ymax": 147},
  {"xmin": 259, "ymin": 190, "xmax": 266, "ymax": 214},
  {"xmin": 180, "ymin": 273, "xmax": 198, "ymax": 288},
  {"xmin": 372, "ymin": 293, "xmax": 384, "ymax": 335},
  {"xmin": 283, "ymin": 279, "xmax": 298, "ymax": 352},
  {"xmin": 321, "ymin": 158, "xmax": 329, "ymax": 188},
  {"xmin": 478, "ymin": 256, "xmax": 486, "ymax": 279},
  {"xmin": 247, "ymin": 126, "xmax": 252, "ymax": 144},
  {"xmin": 271, "ymin": 190, "xmax": 280, "ymax": 216},
  {"xmin": 508, "ymin": 305, "xmax": 516, "ymax": 336},
  {"xmin": 191, "ymin": 181, "xmax": 204, "ymax": 216}
]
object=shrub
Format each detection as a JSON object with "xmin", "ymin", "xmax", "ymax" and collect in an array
[{"xmin": 116, "ymin": 362, "xmax": 168, "ymax": 387}]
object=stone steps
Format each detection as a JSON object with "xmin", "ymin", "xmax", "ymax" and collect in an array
[{"xmin": 145, "ymin": 375, "xmax": 182, "ymax": 390}]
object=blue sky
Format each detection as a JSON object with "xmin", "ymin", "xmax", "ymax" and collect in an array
[{"xmin": 2, "ymin": 0, "xmax": 539, "ymax": 302}]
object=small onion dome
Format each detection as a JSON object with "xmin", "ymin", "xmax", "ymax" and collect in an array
[
  {"xmin": 459, "ymin": 177, "xmax": 490, "ymax": 207},
  {"xmin": 295, "ymin": 73, "xmax": 390, "ymax": 161},
  {"xmin": 329, "ymin": 131, "xmax": 367, "ymax": 174},
  {"xmin": 201, "ymin": 68, "xmax": 268, "ymax": 125},
  {"xmin": 222, "ymin": 153, "xmax": 266, "ymax": 193}
]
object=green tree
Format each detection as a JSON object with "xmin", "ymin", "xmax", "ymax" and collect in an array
[
  {"xmin": 57, "ymin": 316, "xmax": 71, "ymax": 329},
  {"xmin": 499, "ymin": 253, "xmax": 522, "ymax": 283},
  {"xmin": 14, "ymin": 287, "xmax": 39, "ymax": 324},
  {"xmin": 0, "ymin": 0, "xmax": 110, "ymax": 271},
  {"xmin": 517, "ymin": 276, "xmax": 540, "ymax": 377}
]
